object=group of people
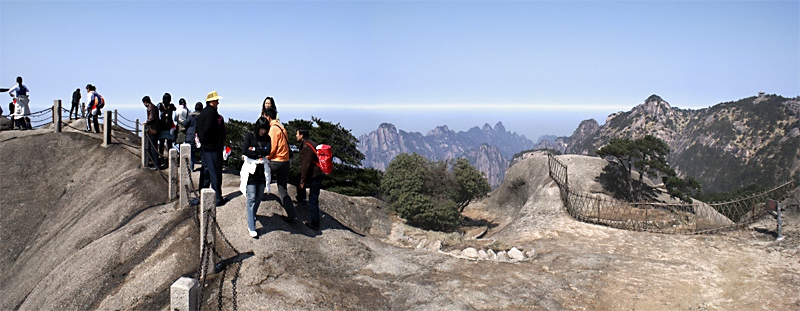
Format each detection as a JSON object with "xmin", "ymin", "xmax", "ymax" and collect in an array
[
  {"xmin": 142, "ymin": 93, "xmax": 203, "ymax": 171},
  {"xmin": 143, "ymin": 91, "xmax": 324, "ymax": 238}
]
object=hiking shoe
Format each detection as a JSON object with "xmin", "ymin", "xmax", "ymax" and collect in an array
[
  {"xmin": 304, "ymin": 221, "xmax": 320, "ymax": 231},
  {"xmin": 280, "ymin": 215, "xmax": 296, "ymax": 224},
  {"xmin": 249, "ymin": 230, "xmax": 258, "ymax": 238},
  {"xmin": 216, "ymin": 198, "xmax": 228, "ymax": 206},
  {"xmin": 149, "ymin": 166, "xmax": 158, "ymax": 171}
]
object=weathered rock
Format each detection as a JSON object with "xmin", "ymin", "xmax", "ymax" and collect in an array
[
  {"xmin": 449, "ymin": 249, "xmax": 462, "ymax": 256},
  {"xmin": 427, "ymin": 240, "xmax": 442, "ymax": 251},
  {"xmin": 487, "ymin": 249, "xmax": 497, "ymax": 260},
  {"xmin": 525, "ymin": 250, "xmax": 536, "ymax": 259},
  {"xmin": 416, "ymin": 238, "xmax": 428, "ymax": 249},
  {"xmin": 496, "ymin": 251, "xmax": 509, "ymax": 261},
  {"xmin": 508, "ymin": 247, "xmax": 525, "ymax": 261},
  {"xmin": 462, "ymin": 247, "xmax": 479, "ymax": 258},
  {"xmin": 478, "ymin": 250, "xmax": 488, "ymax": 260}
]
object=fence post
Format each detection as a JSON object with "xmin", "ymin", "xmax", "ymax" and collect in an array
[
  {"xmin": 170, "ymin": 277, "xmax": 199, "ymax": 311},
  {"xmin": 81, "ymin": 102, "xmax": 85, "ymax": 118},
  {"xmin": 180, "ymin": 143, "xmax": 192, "ymax": 208},
  {"xmin": 54, "ymin": 100, "xmax": 62, "ymax": 133},
  {"xmin": 114, "ymin": 109, "xmax": 118, "ymax": 128},
  {"xmin": 169, "ymin": 149, "xmax": 179, "ymax": 200},
  {"xmin": 135, "ymin": 119, "xmax": 140, "ymax": 136},
  {"xmin": 200, "ymin": 189, "xmax": 217, "ymax": 280},
  {"xmin": 102, "ymin": 110, "xmax": 112, "ymax": 147},
  {"xmin": 141, "ymin": 124, "xmax": 148, "ymax": 168}
]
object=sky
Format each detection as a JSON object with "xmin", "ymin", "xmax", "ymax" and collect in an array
[{"xmin": 1, "ymin": 0, "xmax": 798, "ymax": 141}]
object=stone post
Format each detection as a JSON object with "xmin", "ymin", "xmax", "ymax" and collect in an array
[
  {"xmin": 777, "ymin": 202, "xmax": 784, "ymax": 241},
  {"xmin": 169, "ymin": 149, "xmax": 179, "ymax": 200},
  {"xmin": 180, "ymin": 143, "xmax": 192, "ymax": 208},
  {"xmin": 135, "ymin": 119, "xmax": 140, "ymax": 136},
  {"xmin": 200, "ymin": 189, "xmax": 217, "ymax": 280},
  {"xmin": 114, "ymin": 109, "xmax": 119, "ymax": 128},
  {"xmin": 141, "ymin": 124, "xmax": 148, "ymax": 168},
  {"xmin": 54, "ymin": 100, "xmax": 62, "ymax": 133},
  {"xmin": 102, "ymin": 110, "xmax": 112, "ymax": 147},
  {"xmin": 170, "ymin": 277, "xmax": 199, "ymax": 311},
  {"xmin": 81, "ymin": 102, "xmax": 85, "ymax": 118}
]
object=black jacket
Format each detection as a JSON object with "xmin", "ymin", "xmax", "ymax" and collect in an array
[
  {"xmin": 197, "ymin": 105, "xmax": 225, "ymax": 151},
  {"xmin": 72, "ymin": 90, "xmax": 81, "ymax": 104},
  {"xmin": 242, "ymin": 132, "xmax": 271, "ymax": 184},
  {"xmin": 183, "ymin": 111, "xmax": 200, "ymax": 144}
]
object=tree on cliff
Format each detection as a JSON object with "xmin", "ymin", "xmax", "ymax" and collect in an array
[{"xmin": 597, "ymin": 135, "xmax": 698, "ymax": 201}]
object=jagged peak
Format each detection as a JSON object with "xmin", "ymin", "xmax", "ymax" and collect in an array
[
  {"xmin": 378, "ymin": 123, "xmax": 397, "ymax": 131},
  {"xmin": 494, "ymin": 121, "xmax": 505, "ymax": 132},
  {"xmin": 482, "ymin": 123, "xmax": 493, "ymax": 132}
]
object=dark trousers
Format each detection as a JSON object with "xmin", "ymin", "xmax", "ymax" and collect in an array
[
  {"xmin": 268, "ymin": 161, "xmax": 297, "ymax": 220},
  {"xmin": 70, "ymin": 102, "xmax": 79, "ymax": 119},
  {"xmin": 202, "ymin": 149, "xmax": 224, "ymax": 204},
  {"xmin": 307, "ymin": 175, "xmax": 323, "ymax": 227},
  {"xmin": 147, "ymin": 132, "xmax": 160, "ymax": 168}
]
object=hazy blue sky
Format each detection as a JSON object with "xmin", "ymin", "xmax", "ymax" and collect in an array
[{"xmin": 1, "ymin": 0, "xmax": 798, "ymax": 141}]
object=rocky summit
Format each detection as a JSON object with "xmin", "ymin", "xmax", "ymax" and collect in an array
[
  {"xmin": 357, "ymin": 122, "xmax": 534, "ymax": 188},
  {"xmin": 528, "ymin": 94, "xmax": 800, "ymax": 192}
]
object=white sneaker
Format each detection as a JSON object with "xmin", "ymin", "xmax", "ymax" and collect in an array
[{"xmin": 249, "ymin": 230, "xmax": 257, "ymax": 238}]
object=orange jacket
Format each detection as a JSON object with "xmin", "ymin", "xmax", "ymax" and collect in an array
[{"xmin": 267, "ymin": 120, "xmax": 290, "ymax": 162}]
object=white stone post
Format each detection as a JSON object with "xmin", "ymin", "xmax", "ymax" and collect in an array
[
  {"xmin": 102, "ymin": 110, "xmax": 112, "ymax": 147},
  {"xmin": 200, "ymin": 189, "xmax": 216, "ymax": 280},
  {"xmin": 170, "ymin": 277, "xmax": 199, "ymax": 311},
  {"xmin": 54, "ymin": 100, "xmax": 62, "ymax": 133},
  {"xmin": 180, "ymin": 143, "xmax": 192, "ymax": 208},
  {"xmin": 169, "ymin": 149, "xmax": 179, "ymax": 200}
]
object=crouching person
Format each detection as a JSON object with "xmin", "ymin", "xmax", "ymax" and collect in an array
[
  {"xmin": 240, "ymin": 118, "xmax": 271, "ymax": 238},
  {"xmin": 296, "ymin": 127, "xmax": 324, "ymax": 231}
]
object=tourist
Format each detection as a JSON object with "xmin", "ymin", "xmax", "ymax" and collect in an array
[
  {"xmin": 71, "ymin": 88, "xmax": 81, "ymax": 120},
  {"xmin": 260, "ymin": 96, "xmax": 278, "ymax": 120},
  {"xmin": 296, "ymin": 126, "xmax": 324, "ymax": 231},
  {"xmin": 240, "ymin": 117, "xmax": 272, "ymax": 238},
  {"xmin": 197, "ymin": 91, "xmax": 227, "ymax": 206},
  {"xmin": 265, "ymin": 107, "xmax": 297, "ymax": 223},
  {"xmin": 84, "ymin": 84, "xmax": 101, "ymax": 133},
  {"xmin": 184, "ymin": 102, "xmax": 202, "ymax": 170},
  {"xmin": 8, "ymin": 76, "xmax": 30, "ymax": 130},
  {"xmin": 157, "ymin": 93, "xmax": 176, "ymax": 157},
  {"xmin": 174, "ymin": 98, "xmax": 190, "ymax": 149},
  {"xmin": 142, "ymin": 96, "xmax": 161, "ymax": 170}
]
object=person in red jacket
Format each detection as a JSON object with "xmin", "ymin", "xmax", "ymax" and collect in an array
[{"xmin": 296, "ymin": 126, "xmax": 324, "ymax": 231}]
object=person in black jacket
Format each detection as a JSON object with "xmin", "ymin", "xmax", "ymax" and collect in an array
[
  {"xmin": 71, "ymin": 88, "xmax": 81, "ymax": 120},
  {"xmin": 197, "ymin": 91, "xmax": 226, "ymax": 206},
  {"xmin": 241, "ymin": 118, "xmax": 271, "ymax": 237},
  {"xmin": 183, "ymin": 102, "xmax": 202, "ymax": 170},
  {"xmin": 142, "ymin": 96, "xmax": 161, "ymax": 170},
  {"xmin": 296, "ymin": 126, "xmax": 324, "ymax": 231}
]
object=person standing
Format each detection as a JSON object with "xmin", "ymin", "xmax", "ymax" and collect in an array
[
  {"xmin": 260, "ymin": 96, "xmax": 278, "ymax": 120},
  {"xmin": 265, "ymin": 107, "xmax": 297, "ymax": 223},
  {"xmin": 197, "ymin": 91, "xmax": 227, "ymax": 206},
  {"xmin": 84, "ymin": 84, "xmax": 102, "ymax": 133},
  {"xmin": 142, "ymin": 96, "xmax": 161, "ymax": 170},
  {"xmin": 184, "ymin": 102, "xmax": 202, "ymax": 170},
  {"xmin": 296, "ymin": 126, "xmax": 324, "ymax": 231},
  {"xmin": 70, "ymin": 88, "xmax": 81, "ymax": 120},
  {"xmin": 157, "ymin": 93, "xmax": 176, "ymax": 156},
  {"xmin": 8, "ymin": 76, "xmax": 30, "ymax": 130},
  {"xmin": 240, "ymin": 118, "xmax": 272, "ymax": 238}
]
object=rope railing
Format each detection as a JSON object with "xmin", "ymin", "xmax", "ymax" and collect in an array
[{"xmin": 547, "ymin": 152, "xmax": 796, "ymax": 234}]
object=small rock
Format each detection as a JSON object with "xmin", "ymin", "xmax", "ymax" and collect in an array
[
  {"xmin": 416, "ymin": 238, "xmax": 428, "ymax": 249},
  {"xmin": 427, "ymin": 240, "xmax": 442, "ymax": 251},
  {"xmin": 477, "ymin": 250, "xmax": 488, "ymax": 260},
  {"xmin": 449, "ymin": 249, "xmax": 461, "ymax": 256},
  {"xmin": 462, "ymin": 247, "xmax": 478, "ymax": 258},
  {"xmin": 525, "ymin": 249, "xmax": 536, "ymax": 258},
  {"xmin": 487, "ymin": 249, "xmax": 497, "ymax": 260},
  {"xmin": 508, "ymin": 247, "xmax": 524, "ymax": 261},
  {"xmin": 496, "ymin": 251, "xmax": 509, "ymax": 261}
]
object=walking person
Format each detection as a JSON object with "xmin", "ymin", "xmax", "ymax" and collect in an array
[
  {"xmin": 197, "ymin": 91, "xmax": 227, "ymax": 206},
  {"xmin": 265, "ymin": 107, "xmax": 297, "ymax": 223},
  {"xmin": 8, "ymin": 76, "xmax": 31, "ymax": 130},
  {"xmin": 296, "ymin": 126, "xmax": 324, "ymax": 231},
  {"xmin": 84, "ymin": 84, "xmax": 102, "ymax": 133},
  {"xmin": 70, "ymin": 88, "xmax": 81, "ymax": 120},
  {"xmin": 142, "ymin": 96, "xmax": 161, "ymax": 170},
  {"xmin": 240, "ymin": 118, "xmax": 271, "ymax": 238}
]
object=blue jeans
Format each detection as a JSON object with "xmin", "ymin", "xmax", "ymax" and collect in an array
[
  {"xmin": 246, "ymin": 183, "xmax": 265, "ymax": 232},
  {"xmin": 308, "ymin": 175, "xmax": 324, "ymax": 227}
]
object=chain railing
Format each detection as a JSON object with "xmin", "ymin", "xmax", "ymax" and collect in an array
[{"xmin": 547, "ymin": 152, "xmax": 796, "ymax": 234}]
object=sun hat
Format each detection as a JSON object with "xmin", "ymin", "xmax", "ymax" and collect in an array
[{"xmin": 206, "ymin": 91, "xmax": 223, "ymax": 102}]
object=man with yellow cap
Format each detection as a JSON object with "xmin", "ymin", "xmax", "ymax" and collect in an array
[{"xmin": 197, "ymin": 91, "xmax": 227, "ymax": 205}]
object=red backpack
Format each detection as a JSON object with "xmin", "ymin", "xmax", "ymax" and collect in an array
[{"xmin": 306, "ymin": 142, "xmax": 333, "ymax": 175}]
